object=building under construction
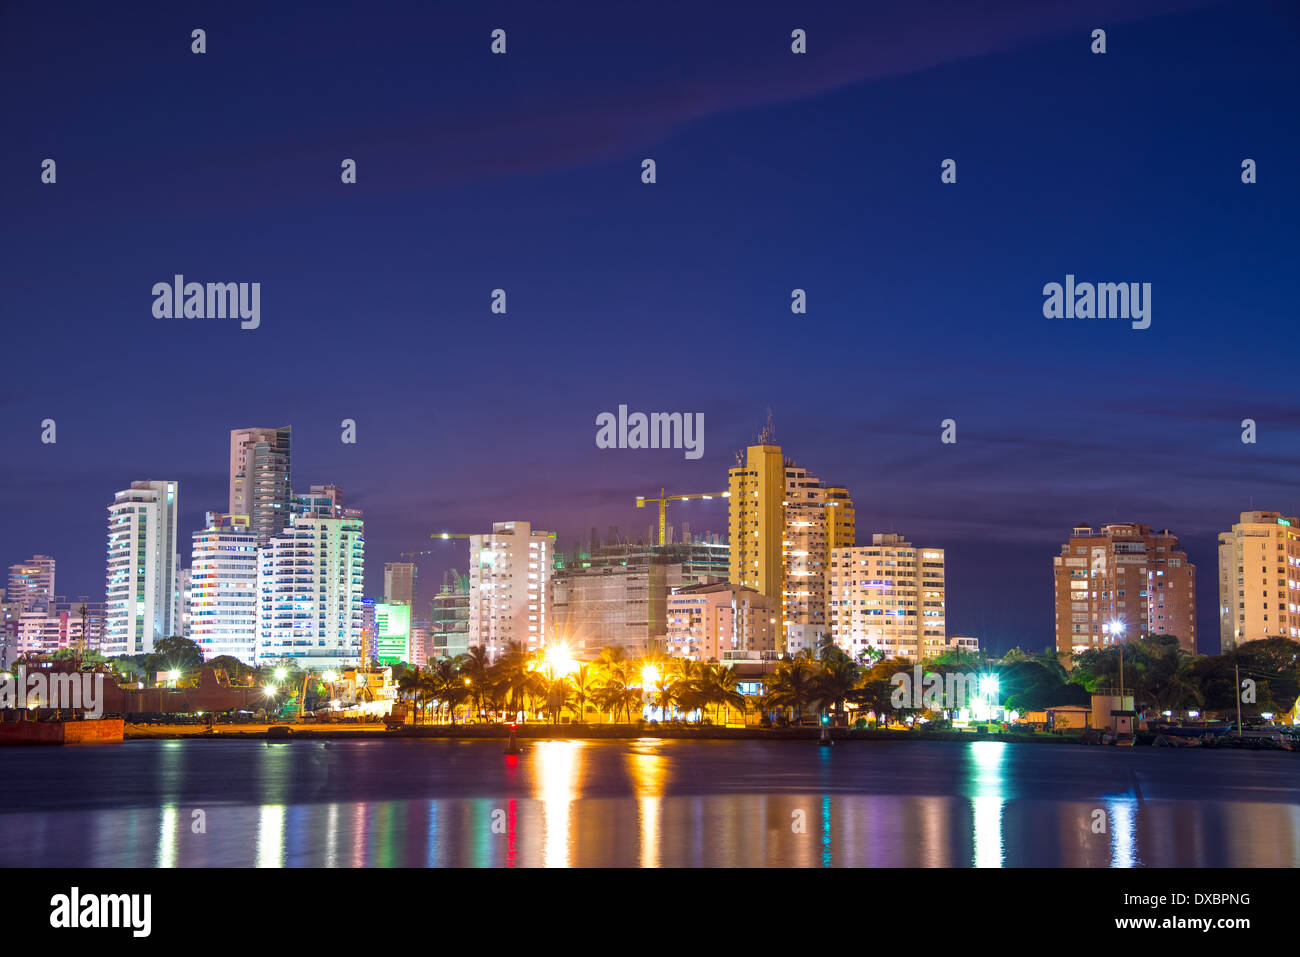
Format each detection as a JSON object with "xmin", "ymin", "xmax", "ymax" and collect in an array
[{"xmin": 551, "ymin": 534, "xmax": 729, "ymax": 656}]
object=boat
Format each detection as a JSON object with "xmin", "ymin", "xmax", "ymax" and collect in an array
[{"xmin": 1153, "ymin": 733, "xmax": 1201, "ymax": 748}]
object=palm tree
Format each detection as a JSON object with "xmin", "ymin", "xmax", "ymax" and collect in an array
[
  {"xmin": 492, "ymin": 642, "xmax": 546, "ymax": 720},
  {"xmin": 813, "ymin": 657, "xmax": 861, "ymax": 726},
  {"xmin": 593, "ymin": 671, "xmax": 642, "ymax": 723},
  {"xmin": 425, "ymin": 658, "xmax": 463, "ymax": 723},
  {"xmin": 460, "ymin": 646, "xmax": 492, "ymax": 719},
  {"xmin": 703, "ymin": 664, "xmax": 747, "ymax": 725},
  {"xmin": 569, "ymin": 663, "xmax": 595, "ymax": 723},
  {"xmin": 396, "ymin": 667, "xmax": 423, "ymax": 725},
  {"xmin": 545, "ymin": 676, "xmax": 575, "ymax": 723},
  {"xmin": 765, "ymin": 656, "xmax": 816, "ymax": 723},
  {"xmin": 670, "ymin": 659, "xmax": 710, "ymax": 722}
]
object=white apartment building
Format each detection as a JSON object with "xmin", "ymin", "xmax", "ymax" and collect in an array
[
  {"xmin": 828, "ymin": 534, "xmax": 946, "ymax": 660},
  {"xmin": 191, "ymin": 512, "xmax": 259, "ymax": 663},
  {"xmin": 256, "ymin": 513, "xmax": 365, "ymax": 668},
  {"xmin": 105, "ymin": 480, "xmax": 180, "ymax": 656},
  {"xmin": 467, "ymin": 521, "xmax": 555, "ymax": 659},
  {"xmin": 1218, "ymin": 510, "xmax": 1300, "ymax": 649}
]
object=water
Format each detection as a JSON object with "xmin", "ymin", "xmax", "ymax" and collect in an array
[{"xmin": 3, "ymin": 738, "xmax": 1298, "ymax": 867}]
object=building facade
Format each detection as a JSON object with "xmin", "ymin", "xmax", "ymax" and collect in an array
[
  {"xmin": 105, "ymin": 480, "xmax": 180, "ymax": 656},
  {"xmin": 255, "ymin": 513, "xmax": 365, "ymax": 668},
  {"xmin": 7, "ymin": 555, "xmax": 56, "ymax": 611},
  {"xmin": 1218, "ymin": 510, "xmax": 1300, "ymax": 649},
  {"xmin": 1053, "ymin": 523, "xmax": 1197, "ymax": 656},
  {"xmin": 384, "ymin": 562, "xmax": 417, "ymax": 606},
  {"xmin": 665, "ymin": 581, "xmax": 778, "ymax": 661},
  {"xmin": 783, "ymin": 465, "xmax": 855, "ymax": 654},
  {"xmin": 430, "ymin": 570, "xmax": 470, "ymax": 661},
  {"xmin": 13, "ymin": 598, "xmax": 104, "ymax": 657},
  {"xmin": 229, "ymin": 426, "xmax": 292, "ymax": 545},
  {"xmin": 552, "ymin": 538, "xmax": 729, "ymax": 655},
  {"xmin": 189, "ymin": 512, "xmax": 258, "ymax": 663},
  {"xmin": 467, "ymin": 521, "xmax": 555, "ymax": 659},
  {"xmin": 828, "ymin": 534, "xmax": 946, "ymax": 660},
  {"xmin": 728, "ymin": 444, "xmax": 785, "ymax": 609},
  {"xmin": 374, "ymin": 602, "xmax": 412, "ymax": 664}
]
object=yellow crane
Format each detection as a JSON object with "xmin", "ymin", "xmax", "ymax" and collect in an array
[
  {"xmin": 400, "ymin": 533, "xmax": 477, "ymax": 561},
  {"xmin": 635, "ymin": 489, "xmax": 730, "ymax": 546}
]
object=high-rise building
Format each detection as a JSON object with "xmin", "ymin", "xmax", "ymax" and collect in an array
[
  {"xmin": 783, "ymin": 465, "xmax": 855, "ymax": 654},
  {"xmin": 384, "ymin": 562, "xmax": 417, "ymax": 606},
  {"xmin": 728, "ymin": 445, "xmax": 785, "ymax": 607},
  {"xmin": 666, "ymin": 582, "xmax": 778, "ymax": 661},
  {"xmin": 728, "ymin": 445, "xmax": 856, "ymax": 654},
  {"xmin": 430, "ymin": 570, "xmax": 470, "ymax": 661},
  {"xmin": 229, "ymin": 427, "xmax": 292, "ymax": 545},
  {"xmin": 1053, "ymin": 523, "xmax": 1197, "ymax": 657},
  {"xmin": 828, "ymin": 534, "xmax": 945, "ymax": 660},
  {"xmin": 6, "ymin": 555, "xmax": 55, "ymax": 611},
  {"xmin": 1217, "ymin": 510, "xmax": 1300, "ymax": 649},
  {"xmin": 256, "ymin": 512, "xmax": 365, "ymax": 668},
  {"xmin": 190, "ymin": 512, "xmax": 258, "ymax": 663},
  {"xmin": 105, "ymin": 480, "xmax": 180, "ymax": 656},
  {"xmin": 467, "ymin": 521, "xmax": 555, "ymax": 659}
]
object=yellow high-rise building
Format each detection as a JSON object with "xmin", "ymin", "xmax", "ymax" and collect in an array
[
  {"xmin": 729, "ymin": 445, "xmax": 856, "ymax": 652},
  {"xmin": 729, "ymin": 445, "xmax": 785, "ymax": 607}
]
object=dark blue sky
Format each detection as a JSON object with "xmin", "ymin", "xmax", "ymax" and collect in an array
[{"xmin": 2, "ymin": 0, "xmax": 1297, "ymax": 653}]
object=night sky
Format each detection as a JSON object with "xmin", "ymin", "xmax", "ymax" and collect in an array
[{"xmin": 2, "ymin": 0, "xmax": 1298, "ymax": 654}]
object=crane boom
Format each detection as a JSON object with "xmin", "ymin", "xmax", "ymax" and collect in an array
[{"xmin": 634, "ymin": 489, "xmax": 729, "ymax": 546}]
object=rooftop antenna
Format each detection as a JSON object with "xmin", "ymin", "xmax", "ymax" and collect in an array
[{"xmin": 757, "ymin": 409, "xmax": 775, "ymax": 446}]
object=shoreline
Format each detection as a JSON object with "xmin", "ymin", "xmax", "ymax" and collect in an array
[{"xmin": 120, "ymin": 723, "xmax": 1084, "ymax": 745}]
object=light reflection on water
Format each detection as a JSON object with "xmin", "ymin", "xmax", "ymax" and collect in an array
[{"xmin": 2, "ymin": 738, "xmax": 1298, "ymax": 867}]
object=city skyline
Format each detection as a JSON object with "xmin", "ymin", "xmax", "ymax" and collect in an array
[
  {"xmin": 5, "ymin": 419, "xmax": 1299, "ymax": 657},
  {"xmin": 3, "ymin": 0, "xmax": 1299, "ymax": 653}
]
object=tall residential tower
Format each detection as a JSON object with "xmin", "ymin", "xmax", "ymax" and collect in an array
[
  {"xmin": 229, "ymin": 426, "xmax": 292, "ymax": 545},
  {"xmin": 105, "ymin": 480, "xmax": 180, "ymax": 656}
]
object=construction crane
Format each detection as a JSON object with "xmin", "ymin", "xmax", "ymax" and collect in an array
[
  {"xmin": 635, "ymin": 489, "xmax": 729, "ymax": 546},
  {"xmin": 400, "ymin": 533, "xmax": 476, "ymax": 561}
]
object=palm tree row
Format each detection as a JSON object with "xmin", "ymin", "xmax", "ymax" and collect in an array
[{"xmin": 392, "ymin": 643, "xmax": 760, "ymax": 726}]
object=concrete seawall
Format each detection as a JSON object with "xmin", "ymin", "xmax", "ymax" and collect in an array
[{"xmin": 0, "ymin": 718, "xmax": 125, "ymax": 745}]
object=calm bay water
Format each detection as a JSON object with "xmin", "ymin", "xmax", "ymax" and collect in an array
[{"xmin": 2, "ymin": 737, "xmax": 1298, "ymax": 867}]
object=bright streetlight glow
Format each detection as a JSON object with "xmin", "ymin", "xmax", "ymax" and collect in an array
[
  {"xmin": 545, "ymin": 643, "xmax": 577, "ymax": 677},
  {"xmin": 274, "ymin": 667, "xmax": 287, "ymax": 681},
  {"xmin": 322, "ymin": 671, "xmax": 338, "ymax": 682},
  {"xmin": 264, "ymin": 685, "xmax": 278, "ymax": 698},
  {"xmin": 642, "ymin": 665, "xmax": 660, "ymax": 687}
]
